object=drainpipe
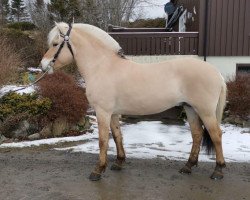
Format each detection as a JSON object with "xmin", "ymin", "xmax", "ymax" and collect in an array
[{"xmin": 203, "ymin": 0, "xmax": 209, "ymax": 61}]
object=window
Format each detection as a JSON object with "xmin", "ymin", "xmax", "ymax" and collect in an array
[{"xmin": 236, "ymin": 64, "xmax": 250, "ymax": 76}]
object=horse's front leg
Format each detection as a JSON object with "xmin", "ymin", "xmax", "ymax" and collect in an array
[
  {"xmin": 89, "ymin": 110, "xmax": 111, "ymax": 181},
  {"xmin": 110, "ymin": 114, "xmax": 126, "ymax": 171}
]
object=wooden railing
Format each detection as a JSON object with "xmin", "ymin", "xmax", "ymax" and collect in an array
[
  {"xmin": 108, "ymin": 27, "xmax": 168, "ymax": 32},
  {"xmin": 109, "ymin": 32, "xmax": 199, "ymax": 56}
]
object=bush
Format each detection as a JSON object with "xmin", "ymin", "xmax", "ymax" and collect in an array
[
  {"xmin": 33, "ymin": 31, "xmax": 49, "ymax": 60},
  {"xmin": 0, "ymin": 113, "xmax": 30, "ymax": 138},
  {"xmin": 227, "ymin": 75, "xmax": 250, "ymax": 119},
  {"xmin": 0, "ymin": 37, "xmax": 23, "ymax": 86},
  {"xmin": 127, "ymin": 18, "xmax": 166, "ymax": 28},
  {"xmin": 38, "ymin": 72, "xmax": 88, "ymax": 123},
  {"xmin": 0, "ymin": 92, "xmax": 52, "ymax": 121},
  {"xmin": 7, "ymin": 22, "xmax": 37, "ymax": 31},
  {"xmin": 0, "ymin": 28, "xmax": 42, "ymax": 68}
]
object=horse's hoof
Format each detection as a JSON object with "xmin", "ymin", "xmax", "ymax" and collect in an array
[
  {"xmin": 210, "ymin": 171, "xmax": 224, "ymax": 180},
  {"xmin": 110, "ymin": 163, "xmax": 122, "ymax": 171},
  {"xmin": 89, "ymin": 172, "xmax": 101, "ymax": 181},
  {"xmin": 179, "ymin": 166, "xmax": 192, "ymax": 174}
]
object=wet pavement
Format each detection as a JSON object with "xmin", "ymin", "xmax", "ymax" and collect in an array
[{"xmin": 0, "ymin": 148, "xmax": 250, "ymax": 200}]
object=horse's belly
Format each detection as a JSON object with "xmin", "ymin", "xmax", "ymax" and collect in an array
[
  {"xmin": 114, "ymin": 95, "xmax": 181, "ymax": 115},
  {"xmin": 115, "ymin": 106, "xmax": 175, "ymax": 115}
]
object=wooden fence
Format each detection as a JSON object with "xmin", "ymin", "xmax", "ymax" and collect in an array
[
  {"xmin": 108, "ymin": 27, "xmax": 167, "ymax": 32},
  {"xmin": 109, "ymin": 32, "xmax": 199, "ymax": 56}
]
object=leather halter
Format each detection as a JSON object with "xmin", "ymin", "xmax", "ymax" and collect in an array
[{"xmin": 50, "ymin": 23, "xmax": 74, "ymax": 67}]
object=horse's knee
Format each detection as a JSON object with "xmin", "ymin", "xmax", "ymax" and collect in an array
[{"xmin": 99, "ymin": 138, "xmax": 108, "ymax": 149}]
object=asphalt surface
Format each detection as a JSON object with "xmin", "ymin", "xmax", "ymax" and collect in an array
[{"xmin": 0, "ymin": 146, "xmax": 250, "ymax": 200}]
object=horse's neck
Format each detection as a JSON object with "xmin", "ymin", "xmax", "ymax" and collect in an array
[{"xmin": 75, "ymin": 45, "xmax": 120, "ymax": 83}]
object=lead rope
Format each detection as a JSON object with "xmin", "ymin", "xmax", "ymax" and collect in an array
[{"xmin": 4, "ymin": 67, "xmax": 51, "ymax": 93}]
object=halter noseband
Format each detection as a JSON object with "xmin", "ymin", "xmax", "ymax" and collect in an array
[{"xmin": 49, "ymin": 23, "xmax": 75, "ymax": 68}]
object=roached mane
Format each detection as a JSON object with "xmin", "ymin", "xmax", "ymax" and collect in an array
[{"xmin": 48, "ymin": 22, "xmax": 122, "ymax": 53}]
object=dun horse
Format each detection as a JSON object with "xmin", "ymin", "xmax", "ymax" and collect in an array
[{"xmin": 41, "ymin": 22, "xmax": 227, "ymax": 181}]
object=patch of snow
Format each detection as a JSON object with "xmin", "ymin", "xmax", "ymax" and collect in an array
[
  {"xmin": 56, "ymin": 122, "xmax": 250, "ymax": 163},
  {"xmin": 0, "ymin": 85, "xmax": 35, "ymax": 97},
  {"xmin": 27, "ymin": 67, "xmax": 42, "ymax": 73},
  {"xmin": 0, "ymin": 133, "xmax": 96, "ymax": 148},
  {"xmin": 1, "ymin": 120, "xmax": 249, "ymax": 163}
]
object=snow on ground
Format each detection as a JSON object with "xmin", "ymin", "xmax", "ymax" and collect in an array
[
  {"xmin": 1, "ymin": 120, "xmax": 249, "ymax": 163},
  {"xmin": 0, "ymin": 85, "xmax": 35, "ymax": 97},
  {"xmin": 0, "ymin": 133, "xmax": 96, "ymax": 148},
  {"xmin": 54, "ymin": 122, "xmax": 250, "ymax": 162},
  {"xmin": 27, "ymin": 67, "xmax": 42, "ymax": 73}
]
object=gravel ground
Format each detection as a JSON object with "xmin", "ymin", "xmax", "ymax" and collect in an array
[{"xmin": 0, "ymin": 146, "xmax": 250, "ymax": 200}]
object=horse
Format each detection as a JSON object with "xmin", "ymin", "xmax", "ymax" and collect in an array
[{"xmin": 40, "ymin": 22, "xmax": 227, "ymax": 181}]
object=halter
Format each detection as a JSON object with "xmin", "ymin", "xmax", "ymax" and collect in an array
[
  {"xmin": 7, "ymin": 24, "xmax": 75, "ymax": 93},
  {"xmin": 49, "ymin": 23, "xmax": 75, "ymax": 69}
]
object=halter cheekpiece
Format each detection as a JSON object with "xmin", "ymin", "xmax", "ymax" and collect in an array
[{"xmin": 50, "ymin": 23, "xmax": 74, "ymax": 66}]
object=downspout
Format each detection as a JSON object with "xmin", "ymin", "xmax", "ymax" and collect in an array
[{"xmin": 203, "ymin": 0, "xmax": 209, "ymax": 61}]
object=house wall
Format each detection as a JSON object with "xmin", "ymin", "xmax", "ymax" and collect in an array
[
  {"xmin": 127, "ymin": 55, "xmax": 250, "ymax": 79},
  {"xmin": 199, "ymin": 0, "xmax": 250, "ymax": 56}
]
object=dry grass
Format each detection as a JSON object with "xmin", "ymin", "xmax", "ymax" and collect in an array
[
  {"xmin": 227, "ymin": 74, "xmax": 250, "ymax": 119},
  {"xmin": 0, "ymin": 37, "xmax": 23, "ymax": 86},
  {"xmin": 33, "ymin": 31, "xmax": 49, "ymax": 60},
  {"xmin": 0, "ymin": 28, "xmax": 44, "ymax": 69}
]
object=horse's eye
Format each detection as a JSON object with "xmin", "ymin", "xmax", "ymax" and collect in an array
[{"xmin": 53, "ymin": 43, "xmax": 58, "ymax": 47}]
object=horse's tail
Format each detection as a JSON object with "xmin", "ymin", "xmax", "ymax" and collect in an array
[
  {"xmin": 202, "ymin": 80, "xmax": 227, "ymax": 155},
  {"xmin": 216, "ymin": 81, "xmax": 227, "ymax": 124}
]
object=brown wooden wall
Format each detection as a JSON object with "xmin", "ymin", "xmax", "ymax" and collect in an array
[
  {"xmin": 109, "ymin": 32, "xmax": 199, "ymax": 56},
  {"xmin": 199, "ymin": 0, "xmax": 250, "ymax": 56}
]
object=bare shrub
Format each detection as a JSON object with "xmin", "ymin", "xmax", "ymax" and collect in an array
[
  {"xmin": 127, "ymin": 18, "xmax": 166, "ymax": 28},
  {"xmin": 38, "ymin": 72, "xmax": 88, "ymax": 123},
  {"xmin": 227, "ymin": 74, "xmax": 250, "ymax": 119},
  {"xmin": 0, "ymin": 28, "xmax": 39, "ymax": 68},
  {"xmin": 0, "ymin": 37, "xmax": 23, "ymax": 86},
  {"xmin": 32, "ymin": 31, "xmax": 49, "ymax": 60}
]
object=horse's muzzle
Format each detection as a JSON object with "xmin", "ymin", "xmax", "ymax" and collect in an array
[{"xmin": 40, "ymin": 59, "xmax": 54, "ymax": 74}]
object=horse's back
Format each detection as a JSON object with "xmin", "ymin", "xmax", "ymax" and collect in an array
[{"xmin": 162, "ymin": 57, "xmax": 221, "ymax": 76}]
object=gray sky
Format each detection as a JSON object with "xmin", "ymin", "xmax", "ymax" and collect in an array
[
  {"xmin": 39, "ymin": 0, "xmax": 169, "ymax": 19},
  {"xmin": 25, "ymin": 0, "xmax": 169, "ymax": 19},
  {"xmin": 142, "ymin": 0, "xmax": 169, "ymax": 18}
]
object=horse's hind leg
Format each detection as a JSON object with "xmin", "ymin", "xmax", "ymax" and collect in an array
[
  {"xmin": 200, "ymin": 115, "xmax": 226, "ymax": 180},
  {"xmin": 180, "ymin": 106, "xmax": 203, "ymax": 174},
  {"xmin": 110, "ymin": 114, "xmax": 126, "ymax": 170}
]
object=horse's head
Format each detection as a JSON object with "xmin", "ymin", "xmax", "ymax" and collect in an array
[{"xmin": 40, "ymin": 22, "xmax": 75, "ymax": 73}]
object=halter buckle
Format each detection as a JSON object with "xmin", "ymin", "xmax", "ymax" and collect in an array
[{"xmin": 64, "ymin": 35, "xmax": 70, "ymax": 42}]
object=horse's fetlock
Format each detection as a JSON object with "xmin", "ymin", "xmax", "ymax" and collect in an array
[
  {"xmin": 95, "ymin": 162, "xmax": 107, "ymax": 173},
  {"xmin": 117, "ymin": 155, "xmax": 126, "ymax": 161},
  {"xmin": 215, "ymin": 162, "xmax": 226, "ymax": 169},
  {"xmin": 187, "ymin": 158, "xmax": 198, "ymax": 168}
]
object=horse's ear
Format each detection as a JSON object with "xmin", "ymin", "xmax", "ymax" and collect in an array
[
  {"xmin": 54, "ymin": 22, "xmax": 65, "ymax": 35},
  {"xmin": 54, "ymin": 22, "xmax": 69, "ymax": 34},
  {"xmin": 54, "ymin": 21, "xmax": 59, "ymax": 27}
]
